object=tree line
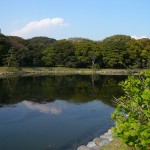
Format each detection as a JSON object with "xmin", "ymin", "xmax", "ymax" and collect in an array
[{"xmin": 0, "ymin": 33, "xmax": 150, "ymax": 69}]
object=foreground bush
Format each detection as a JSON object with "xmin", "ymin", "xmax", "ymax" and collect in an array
[{"xmin": 112, "ymin": 71, "xmax": 150, "ymax": 149}]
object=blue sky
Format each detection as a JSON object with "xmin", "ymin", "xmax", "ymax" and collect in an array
[{"xmin": 0, "ymin": 0, "xmax": 150, "ymax": 40}]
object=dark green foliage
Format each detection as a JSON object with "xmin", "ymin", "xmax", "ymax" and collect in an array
[
  {"xmin": 139, "ymin": 38, "xmax": 150, "ymax": 68},
  {"xmin": 112, "ymin": 71, "xmax": 150, "ymax": 149},
  {"xmin": 127, "ymin": 39, "xmax": 143, "ymax": 68},
  {"xmin": 26, "ymin": 37, "xmax": 56, "ymax": 66},
  {"xmin": 42, "ymin": 40, "xmax": 77, "ymax": 67},
  {"xmin": 3, "ymin": 47, "xmax": 19, "ymax": 67},
  {"xmin": 0, "ymin": 34, "xmax": 11, "ymax": 66},
  {"xmin": 0, "ymin": 34, "xmax": 150, "ymax": 68}
]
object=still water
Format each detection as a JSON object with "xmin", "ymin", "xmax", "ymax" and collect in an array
[{"xmin": 0, "ymin": 75, "xmax": 126, "ymax": 150}]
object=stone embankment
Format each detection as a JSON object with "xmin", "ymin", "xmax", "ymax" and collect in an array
[
  {"xmin": 77, "ymin": 129, "xmax": 113, "ymax": 150},
  {"xmin": 96, "ymin": 69, "xmax": 141, "ymax": 75},
  {"xmin": 0, "ymin": 71, "xmax": 49, "ymax": 76}
]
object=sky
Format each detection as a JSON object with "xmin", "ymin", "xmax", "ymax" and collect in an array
[{"xmin": 0, "ymin": 0, "xmax": 150, "ymax": 40}]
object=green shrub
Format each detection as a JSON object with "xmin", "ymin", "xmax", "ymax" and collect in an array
[{"xmin": 112, "ymin": 71, "xmax": 150, "ymax": 150}]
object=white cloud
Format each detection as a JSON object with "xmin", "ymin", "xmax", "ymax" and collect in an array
[
  {"xmin": 11, "ymin": 18, "xmax": 69, "ymax": 38},
  {"xmin": 131, "ymin": 35, "xmax": 148, "ymax": 39},
  {"xmin": 23, "ymin": 100, "xmax": 67, "ymax": 115}
]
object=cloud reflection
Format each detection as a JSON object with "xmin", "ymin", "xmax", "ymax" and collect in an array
[{"xmin": 23, "ymin": 100, "xmax": 66, "ymax": 115}]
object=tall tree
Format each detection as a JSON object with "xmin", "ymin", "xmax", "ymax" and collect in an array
[
  {"xmin": 74, "ymin": 40, "xmax": 101, "ymax": 68},
  {"xmin": 139, "ymin": 38, "xmax": 150, "ymax": 68},
  {"xmin": 101, "ymin": 35, "xmax": 131, "ymax": 68},
  {"xmin": 127, "ymin": 39, "xmax": 143, "ymax": 68},
  {"xmin": 3, "ymin": 47, "xmax": 19, "ymax": 67},
  {"xmin": 0, "ymin": 34, "xmax": 11, "ymax": 66}
]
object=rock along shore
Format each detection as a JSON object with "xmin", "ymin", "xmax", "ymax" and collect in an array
[{"xmin": 77, "ymin": 129, "xmax": 113, "ymax": 150}]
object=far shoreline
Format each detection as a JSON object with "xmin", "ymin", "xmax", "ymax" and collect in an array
[{"xmin": 0, "ymin": 67, "xmax": 148, "ymax": 78}]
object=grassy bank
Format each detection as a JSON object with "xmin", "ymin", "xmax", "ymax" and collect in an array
[
  {"xmin": 101, "ymin": 138, "xmax": 134, "ymax": 150},
  {"xmin": 0, "ymin": 67, "xmax": 92, "ymax": 73}
]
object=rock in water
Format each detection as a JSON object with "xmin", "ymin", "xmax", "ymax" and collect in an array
[{"xmin": 87, "ymin": 142, "xmax": 96, "ymax": 147}]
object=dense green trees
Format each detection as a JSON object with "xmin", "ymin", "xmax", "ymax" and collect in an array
[
  {"xmin": 74, "ymin": 40, "xmax": 102, "ymax": 68},
  {"xmin": 3, "ymin": 47, "xmax": 19, "ymax": 67},
  {"xmin": 0, "ymin": 33, "xmax": 150, "ymax": 69},
  {"xmin": 42, "ymin": 40, "xmax": 77, "ymax": 67},
  {"xmin": 0, "ymin": 34, "xmax": 11, "ymax": 66},
  {"xmin": 26, "ymin": 37, "xmax": 56, "ymax": 66},
  {"xmin": 139, "ymin": 38, "xmax": 150, "ymax": 68},
  {"xmin": 101, "ymin": 35, "xmax": 131, "ymax": 68}
]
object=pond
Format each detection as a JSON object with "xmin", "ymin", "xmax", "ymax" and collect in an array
[{"xmin": 0, "ymin": 75, "xmax": 126, "ymax": 150}]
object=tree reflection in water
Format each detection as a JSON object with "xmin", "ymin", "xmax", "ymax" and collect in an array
[{"xmin": 0, "ymin": 75, "xmax": 126, "ymax": 106}]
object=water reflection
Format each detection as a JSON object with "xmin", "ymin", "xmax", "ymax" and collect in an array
[
  {"xmin": 0, "ymin": 75, "xmax": 127, "ymax": 150},
  {"xmin": 0, "ymin": 75, "xmax": 126, "ymax": 106},
  {"xmin": 23, "ymin": 100, "xmax": 66, "ymax": 115}
]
